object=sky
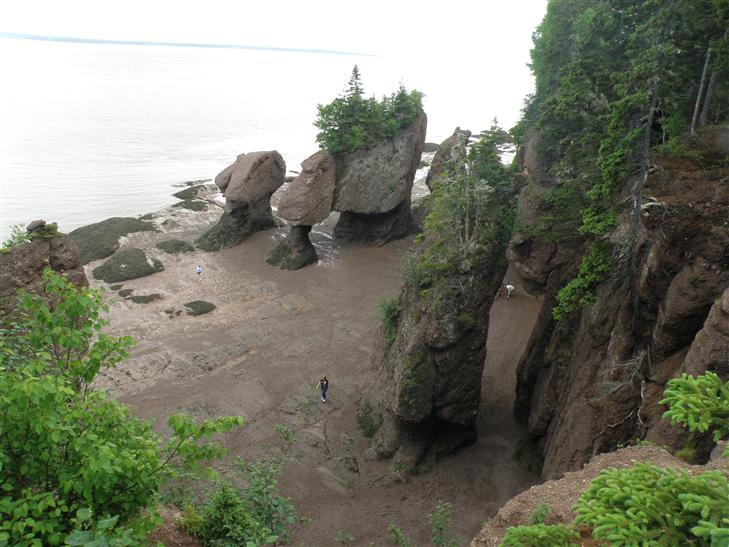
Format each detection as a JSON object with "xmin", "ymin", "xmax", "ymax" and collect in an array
[
  {"xmin": 1, "ymin": 0, "xmax": 549, "ymax": 131},
  {"xmin": 1, "ymin": 1, "xmax": 547, "ymax": 57}
]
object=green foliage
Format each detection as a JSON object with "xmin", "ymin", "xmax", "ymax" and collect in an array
[
  {"xmin": 529, "ymin": 504, "xmax": 553, "ymax": 525},
  {"xmin": 335, "ymin": 530, "xmax": 355, "ymax": 545},
  {"xmin": 428, "ymin": 502, "xmax": 458, "ymax": 547},
  {"xmin": 574, "ymin": 463, "xmax": 729, "ymax": 544},
  {"xmin": 500, "ymin": 524, "xmax": 579, "ymax": 546},
  {"xmin": 377, "ymin": 297, "xmax": 402, "ymax": 346},
  {"xmin": 661, "ymin": 372, "xmax": 729, "ymax": 457},
  {"xmin": 0, "ymin": 269, "xmax": 243, "ymax": 546},
  {"xmin": 552, "ymin": 241, "xmax": 612, "ymax": 320},
  {"xmin": 65, "ymin": 509, "xmax": 147, "ymax": 546},
  {"xmin": 503, "ymin": 369, "xmax": 729, "ymax": 544},
  {"xmin": 0, "ymin": 224, "xmax": 30, "ymax": 252},
  {"xmin": 28, "ymin": 222, "xmax": 59, "ymax": 240},
  {"xmin": 314, "ymin": 65, "xmax": 424, "ymax": 155},
  {"xmin": 524, "ymin": 0, "xmax": 729, "ymax": 319},
  {"xmin": 182, "ymin": 425, "xmax": 303, "ymax": 546},
  {"xmin": 654, "ymin": 137, "xmax": 705, "ymax": 161},
  {"xmin": 388, "ymin": 523, "xmax": 411, "ymax": 546},
  {"xmin": 404, "ymin": 124, "xmax": 516, "ymax": 312}
]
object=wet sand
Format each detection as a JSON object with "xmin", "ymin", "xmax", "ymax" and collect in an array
[{"xmin": 94, "ymin": 201, "xmax": 540, "ymax": 545}]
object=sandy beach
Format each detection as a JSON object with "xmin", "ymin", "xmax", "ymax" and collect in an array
[{"xmin": 90, "ymin": 185, "xmax": 540, "ymax": 545}]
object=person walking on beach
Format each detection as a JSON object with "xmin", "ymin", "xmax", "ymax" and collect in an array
[
  {"xmin": 196, "ymin": 265, "xmax": 203, "ymax": 276},
  {"xmin": 505, "ymin": 284, "xmax": 515, "ymax": 299},
  {"xmin": 318, "ymin": 375, "xmax": 329, "ymax": 403}
]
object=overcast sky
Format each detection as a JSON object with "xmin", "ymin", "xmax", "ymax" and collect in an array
[{"xmin": 2, "ymin": 1, "xmax": 547, "ymax": 55}]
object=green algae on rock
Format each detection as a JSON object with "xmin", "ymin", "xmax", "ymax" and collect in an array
[
  {"xmin": 70, "ymin": 217, "xmax": 157, "ymax": 264},
  {"xmin": 92, "ymin": 248, "xmax": 164, "ymax": 283}
]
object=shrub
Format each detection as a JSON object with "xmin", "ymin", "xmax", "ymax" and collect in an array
[
  {"xmin": 529, "ymin": 503, "xmax": 554, "ymax": 525},
  {"xmin": 0, "ymin": 269, "xmax": 243, "ymax": 546},
  {"xmin": 428, "ymin": 501, "xmax": 458, "ymax": 547},
  {"xmin": 552, "ymin": 241, "xmax": 613, "ymax": 320},
  {"xmin": 500, "ymin": 524, "xmax": 579, "ymax": 546},
  {"xmin": 377, "ymin": 297, "xmax": 402, "ymax": 346},
  {"xmin": 182, "ymin": 424, "xmax": 304, "ymax": 546},
  {"xmin": 0, "ymin": 224, "xmax": 30, "ymax": 252},
  {"xmin": 574, "ymin": 463, "xmax": 729, "ymax": 544},
  {"xmin": 335, "ymin": 530, "xmax": 355, "ymax": 545}
]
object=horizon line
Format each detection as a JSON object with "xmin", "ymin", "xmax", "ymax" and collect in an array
[{"xmin": 0, "ymin": 31, "xmax": 378, "ymax": 57}]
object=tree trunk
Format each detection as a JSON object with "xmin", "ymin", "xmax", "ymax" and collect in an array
[
  {"xmin": 690, "ymin": 47, "xmax": 711, "ymax": 136},
  {"xmin": 699, "ymin": 70, "xmax": 716, "ymax": 127}
]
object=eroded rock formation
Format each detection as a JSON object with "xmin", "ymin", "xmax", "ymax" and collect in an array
[
  {"xmin": 425, "ymin": 127, "xmax": 471, "ymax": 190},
  {"xmin": 510, "ymin": 130, "xmax": 729, "ymax": 479},
  {"xmin": 0, "ymin": 221, "xmax": 87, "ymax": 315},
  {"xmin": 268, "ymin": 151, "xmax": 335, "ymax": 269},
  {"xmin": 332, "ymin": 112, "xmax": 427, "ymax": 244},
  {"xmin": 197, "ymin": 151, "xmax": 285, "ymax": 251}
]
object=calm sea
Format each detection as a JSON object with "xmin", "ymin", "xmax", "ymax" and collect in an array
[{"xmin": 0, "ymin": 38, "xmax": 515, "ymax": 238}]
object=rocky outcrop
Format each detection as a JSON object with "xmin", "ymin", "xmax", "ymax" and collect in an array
[
  {"xmin": 92, "ymin": 248, "xmax": 164, "ymax": 283},
  {"xmin": 0, "ymin": 222, "xmax": 87, "ymax": 314},
  {"xmin": 425, "ymin": 127, "xmax": 471, "ymax": 190},
  {"xmin": 197, "ymin": 151, "xmax": 285, "ymax": 251},
  {"xmin": 277, "ymin": 151, "xmax": 335, "ymax": 226},
  {"xmin": 265, "ymin": 225, "xmax": 317, "ymax": 270},
  {"xmin": 684, "ymin": 288, "xmax": 729, "ymax": 378},
  {"xmin": 332, "ymin": 113, "xmax": 427, "ymax": 244},
  {"xmin": 511, "ymin": 132, "xmax": 729, "ymax": 479},
  {"xmin": 268, "ymin": 151, "xmax": 335, "ymax": 269},
  {"xmin": 359, "ymin": 233, "xmax": 509, "ymax": 471}
]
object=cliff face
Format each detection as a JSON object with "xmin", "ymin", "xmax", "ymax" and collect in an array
[
  {"xmin": 511, "ymin": 128, "xmax": 729, "ymax": 479},
  {"xmin": 0, "ymin": 227, "xmax": 88, "ymax": 315}
]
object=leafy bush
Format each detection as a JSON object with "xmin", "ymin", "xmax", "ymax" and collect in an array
[
  {"xmin": 182, "ymin": 425, "xmax": 304, "ymax": 546},
  {"xmin": 574, "ymin": 463, "xmax": 729, "ymax": 544},
  {"xmin": 428, "ymin": 501, "xmax": 458, "ymax": 547},
  {"xmin": 388, "ymin": 523, "xmax": 411, "ymax": 546},
  {"xmin": 0, "ymin": 269, "xmax": 243, "ymax": 546},
  {"xmin": 0, "ymin": 224, "xmax": 30, "ymax": 252},
  {"xmin": 377, "ymin": 297, "xmax": 402, "ymax": 346},
  {"xmin": 314, "ymin": 65, "xmax": 424, "ymax": 155},
  {"xmin": 500, "ymin": 524, "xmax": 579, "ymax": 546},
  {"xmin": 552, "ymin": 241, "xmax": 613, "ymax": 320}
]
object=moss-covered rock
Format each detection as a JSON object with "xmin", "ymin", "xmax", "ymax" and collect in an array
[
  {"xmin": 155, "ymin": 239, "xmax": 195, "ymax": 254},
  {"xmin": 70, "ymin": 217, "xmax": 157, "ymax": 264},
  {"xmin": 109, "ymin": 284, "xmax": 124, "ymax": 291},
  {"xmin": 129, "ymin": 293, "xmax": 162, "ymax": 304},
  {"xmin": 265, "ymin": 226, "xmax": 317, "ymax": 270},
  {"xmin": 92, "ymin": 248, "xmax": 164, "ymax": 283},
  {"xmin": 184, "ymin": 300, "xmax": 216, "ymax": 316},
  {"xmin": 118, "ymin": 288, "xmax": 133, "ymax": 298},
  {"xmin": 172, "ymin": 184, "xmax": 208, "ymax": 200},
  {"xmin": 172, "ymin": 199, "xmax": 208, "ymax": 211}
]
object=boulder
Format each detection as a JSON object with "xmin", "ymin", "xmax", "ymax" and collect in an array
[
  {"xmin": 425, "ymin": 127, "xmax": 471, "ymax": 190},
  {"xmin": 277, "ymin": 151, "xmax": 335, "ymax": 225},
  {"xmin": 69, "ymin": 217, "xmax": 157, "ymax": 265},
  {"xmin": 0, "ymin": 231, "xmax": 87, "ymax": 315},
  {"xmin": 92, "ymin": 248, "xmax": 164, "ymax": 283},
  {"xmin": 26, "ymin": 219, "xmax": 46, "ymax": 232},
  {"xmin": 198, "ymin": 151, "xmax": 286, "ymax": 251},
  {"xmin": 266, "ymin": 225, "xmax": 317, "ymax": 270},
  {"xmin": 332, "ymin": 113, "xmax": 427, "ymax": 244}
]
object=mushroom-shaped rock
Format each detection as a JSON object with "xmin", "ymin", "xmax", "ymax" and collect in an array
[
  {"xmin": 266, "ymin": 225, "xmax": 317, "ymax": 271},
  {"xmin": 332, "ymin": 112, "xmax": 427, "ymax": 244},
  {"xmin": 277, "ymin": 151, "xmax": 335, "ymax": 226},
  {"xmin": 198, "ymin": 151, "xmax": 285, "ymax": 251},
  {"xmin": 425, "ymin": 127, "xmax": 471, "ymax": 190}
]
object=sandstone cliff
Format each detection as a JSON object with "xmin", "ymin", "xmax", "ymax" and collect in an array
[
  {"xmin": 510, "ymin": 128, "xmax": 729, "ymax": 479},
  {"xmin": 0, "ymin": 222, "xmax": 87, "ymax": 314}
]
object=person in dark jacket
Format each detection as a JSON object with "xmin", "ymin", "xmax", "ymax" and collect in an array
[{"xmin": 318, "ymin": 376, "xmax": 329, "ymax": 402}]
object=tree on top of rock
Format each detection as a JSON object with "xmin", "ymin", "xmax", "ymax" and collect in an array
[{"xmin": 315, "ymin": 67, "xmax": 424, "ymax": 155}]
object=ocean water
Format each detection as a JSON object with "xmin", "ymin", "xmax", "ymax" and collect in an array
[{"xmin": 0, "ymin": 38, "xmax": 528, "ymax": 238}]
